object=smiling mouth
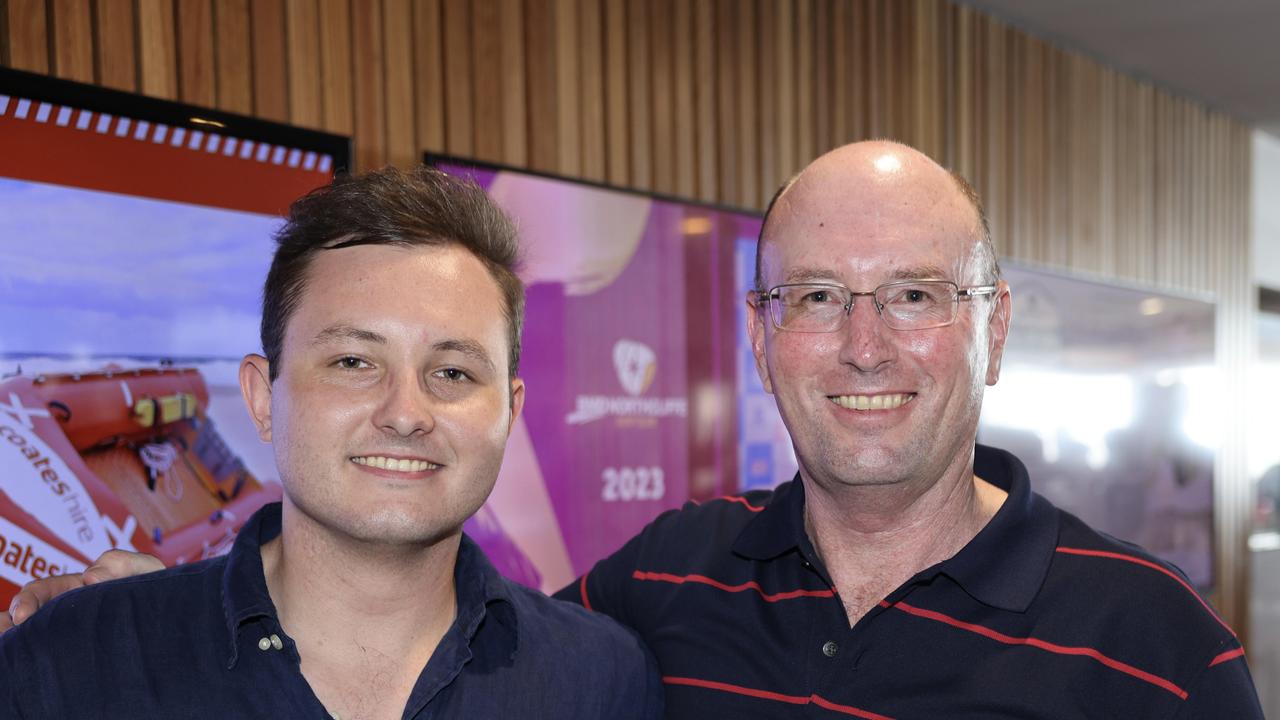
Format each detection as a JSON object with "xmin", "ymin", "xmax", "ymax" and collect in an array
[
  {"xmin": 828, "ymin": 393, "xmax": 916, "ymax": 411},
  {"xmin": 351, "ymin": 456, "xmax": 442, "ymax": 473}
]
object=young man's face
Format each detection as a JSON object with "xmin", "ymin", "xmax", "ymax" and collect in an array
[{"xmin": 242, "ymin": 243, "xmax": 524, "ymax": 547}]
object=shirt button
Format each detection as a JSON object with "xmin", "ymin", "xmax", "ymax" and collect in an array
[
  {"xmin": 257, "ymin": 637, "xmax": 272, "ymax": 651},
  {"xmin": 822, "ymin": 641, "xmax": 839, "ymax": 657},
  {"xmin": 270, "ymin": 634, "xmax": 284, "ymax": 651}
]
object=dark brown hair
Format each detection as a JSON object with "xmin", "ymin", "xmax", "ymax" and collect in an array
[{"xmin": 261, "ymin": 165, "xmax": 523, "ymax": 380}]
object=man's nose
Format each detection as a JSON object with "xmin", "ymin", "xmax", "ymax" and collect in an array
[
  {"xmin": 837, "ymin": 296, "xmax": 895, "ymax": 372},
  {"xmin": 372, "ymin": 373, "xmax": 435, "ymax": 437}
]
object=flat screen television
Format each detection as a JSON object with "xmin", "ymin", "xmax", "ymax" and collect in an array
[
  {"xmin": 0, "ymin": 67, "xmax": 350, "ymax": 604},
  {"xmin": 430, "ymin": 155, "xmax": 762, "ymax": 592}
]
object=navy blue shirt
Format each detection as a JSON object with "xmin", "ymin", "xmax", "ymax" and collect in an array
[
  {"xmin": 0, "ymin": 503, "xmax": 663, "ymax": 719},
  {"xmin": 557, "ymin": 445, "xmax": 1263, "ymax": 719}
]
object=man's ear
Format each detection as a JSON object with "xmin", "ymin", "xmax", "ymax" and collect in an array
[
  {"xmin": 985, "ymin": 281, "xmax": 1012, "ymax": 386},
  {"xmin": 746, "ymin": 294, "xmax": 774, "ymax": 394},
  {"xmin": 239, "ymin": 354, "xmax": 273, "ymax": 442},
  {"xmin": 507, "ymin": 377, "xmax": 526, "ymax": 435}
]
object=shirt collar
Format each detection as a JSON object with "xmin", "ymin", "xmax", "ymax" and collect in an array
[
  {"xmin": 219, "ymin": 502, "xmax": 520, "ymax": 668},
  {"xmin": 221, "ymin": 502, "xmax": 283, "ymax": 668},
  {"xmin": 730, "ymin": 444, "xmax": 1058, "ymax": 612}
]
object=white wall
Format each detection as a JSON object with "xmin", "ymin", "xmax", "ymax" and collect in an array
[{"xmin": 1255, "ymin": 131, "xmax": 1280, "ymax": 289}]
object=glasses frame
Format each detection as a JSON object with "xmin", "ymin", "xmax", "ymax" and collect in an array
[{"xmin": 752, "ymin": 279, "xmax": 998, "ymax": 333}]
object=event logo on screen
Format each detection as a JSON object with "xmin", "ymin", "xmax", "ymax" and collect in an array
[
  {"xmin": 565, "ymin": 339, "xmax": 687, "ymax": 426},
  {"xmin": 612, "ymin": 339, "xmax": 656, "ymax": 397}
]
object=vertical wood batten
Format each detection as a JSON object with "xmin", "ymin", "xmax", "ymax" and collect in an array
[
  {"xmin": 316, "ymin": 0, "xmax": 352, "ymax": 135},
  {"xmin": 382, "ymin": 0, "xmax": 416, "ymax": 167},
  {"xmin": 49, "ymin": 0, "xmax": 93, "ymax": 82},
  {"xmin": 812, "ymin": 0, "xmax": 832, "ymax": 154},
  {"xmin": 176, "ymin": 0, "xmax": 214, "ymax": 107},
  {"xmin": 135, "ymin": 0, "xmax": 176, "ymax": 100},
  {"xmin": 93, "ymin": 0, "xmax": 136, "ymax": 92},
  {"xmin": 498, "ymin": 0, "xmax": 527, "ymax": 167},
  {"xmin": 250, "ymin": 0, "xmax": 287, "ymax": 121},
  {"xmin": 734, "ymin": 0, "xmax": 758, "ymax": 207},
  {"xmin": 524, "ymin": 0, "xmax": 557, "ymax": 172},
  {"xmin": 578, "ymin": 0, "xmax": 606, "ymax": 181},
  {"xmin": 648, "ymin": 0, "xmax": 674, "ymax": 193},
  {"xmin": 7, "ymin": 0, "xmax": 49, "ymax": 73},
  {"xmin": 441, "ymin": 0, "xmax": 473, "ymax": 158},
  {"xmin": 772, "ymin": 0, "xmax": 795, "ymax": 182},
  {"xmin": 213, "ymin": 0, "xmax": 252, "ymax": 114},
  {"xmin": 671, "ymin": 0, "xmax": 695, "ymax": 198},
  {"xmin": 794, "ymin": 0, "xmax": 814, "ymax": 166},
  {"xmin": 602, "ymin": 0, "xmax": 628, "ymax": 184},
  {"xmin": 285, "ymin": 0, "xmax": 321, "ymax": 128},
  {"xmin": 350, "ymin": 0, "xmax": 386, "ymax": 170},
  {"xmin": 755, "ymin": 0, "xmax": 777, "ymax": 207},
  {"xmin": 412, "ymin": 0, "xmax": 444, "ymax": 155},
  {"xmin": 692, "ymin": 0, "xmax": 715, "ymax": 201},
  {"xmin": 713, "ymin": 0, "xmax": 738, "ymax": 206},
  {"xmin": 471, "ymin": 0, "xmax": 505, "ymax": 164},
  {"xmin": 553, "ymin": 0, "xmax": 580, "ymax": 176},
  {"xmin": 624, "ymin": 0, "xmax": 650, "ymax": 189}
]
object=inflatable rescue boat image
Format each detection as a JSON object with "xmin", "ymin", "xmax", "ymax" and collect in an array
[{"xmin": 0, "ymin": 366, "xmax": 280, "ymax": 595}]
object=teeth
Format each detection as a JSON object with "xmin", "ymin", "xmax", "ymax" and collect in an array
[
  {"xmin": 351, "ymin": 456, "xmax": 440, "ymax": 472},
  {"xmin": 829, "ymin": 393, "xmax": 914, "ymax": 411}
]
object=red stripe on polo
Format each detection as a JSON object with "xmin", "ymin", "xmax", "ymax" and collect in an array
[
  {"xmin": 631, "ymin": 570, "xmax": 835, "ymax": 602},
  {"xmin": 888, "ymin": 600, "xmax": 1189, "ymax": 700},
  {"xmin": 663, "ymin": 676, "xmax": 895, "ymax": 719},
  {"xmin": 1055, "ymin": 546, "xmax": 1234, "ymax": 636},
  {"xmin": 718, "ymin": 496, "xmax": 766, "ymax": 512},
  {"xmin": 1210, "ymin": 647, "xmax": 1246, "ymax": 667},
  {"xmin": 579, "ymin": 573, "xmax": 593, "ymax": 611},
  {"xmin": 690, "ymin": 495, "xmax": 767, "ymax": 512}
]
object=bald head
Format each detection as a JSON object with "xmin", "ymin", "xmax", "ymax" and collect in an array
[{"xmin": 754, "ymin": 141, "xmax": 998, "ymax": 291}]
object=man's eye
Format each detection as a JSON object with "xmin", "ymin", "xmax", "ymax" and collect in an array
[
  {"xmin": 801, "ymin": 290, "xmax": 837, "ymax": 304},
  {"xmin": 336, "ymin": 356, "xmax": 370, "ymax": 370},
  {"xmin": 436, "ymin": 368, "xmax": 470, "ymax": 382}
]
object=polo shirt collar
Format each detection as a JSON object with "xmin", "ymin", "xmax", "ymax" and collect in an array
[
  {"xmin": 219, "ymin": 502, "xmax": 520, "ymax": 669},
  {"xmin": 943, "ymin": 444, "xmax": 1058, "ymax": 612},
  {"xmin": 730, "ymin": 444, "xmax": 1058, "ymax": 612}
]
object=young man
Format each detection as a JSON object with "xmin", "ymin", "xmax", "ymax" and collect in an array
[{"xmin": 0, "ymin": 167, "xmax": 662, "ymax": 719}]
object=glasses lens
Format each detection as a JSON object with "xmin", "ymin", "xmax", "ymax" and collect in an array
[
  {"xmin": 772, "ymin": 285, "xmax": 849, "ymax": 332},
  {"xmin": 876, "ymin": 281, "xmax": 957, "ymax": 330}
]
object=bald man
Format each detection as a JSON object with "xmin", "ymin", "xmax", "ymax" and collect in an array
[
  {"xmin": 6, "ymin": 142, "xmax": 1264, "ymax": 719},
  {"xmin": 555, "ymin": 141, "xmax": 1262, "ymax": 718}
]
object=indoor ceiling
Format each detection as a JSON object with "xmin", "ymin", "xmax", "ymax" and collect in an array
[{"xmin": 958, "ymin": 0, "xmax": 1280, "ymax": 137}]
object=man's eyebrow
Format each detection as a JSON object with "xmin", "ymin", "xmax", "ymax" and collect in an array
[
  {"xmin": 312, "ymin": 325, "xmax": 387, "ymax": 346},
  {"xmin": 434, "ymin": 338, "xmax": 496, "ymax": 372},
  {"xmin": 886, "ymin": 265, "xmax": 951, "ymax": 281},
  {"xmin": 780, "ymin": 264, "xmax": 953, "ymax": 285},
  {"xmin": 782, "ymin": 266, "xmax": 839, "ymax": 284}
]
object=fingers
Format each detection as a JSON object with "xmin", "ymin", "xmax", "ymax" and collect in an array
[
  {"xmin": 82, "ymin": 550, "xmax": 165, "ymax": 585},
  {"xmin": 5, "ymin": 572, "xmax": 86, "ymax": 628},
  {"xmin": 2, "ymin": 550, "xmax": 165, "ymax": 630}
]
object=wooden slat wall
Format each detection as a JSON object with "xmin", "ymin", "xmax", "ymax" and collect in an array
[{"xmin": 1, "ymin": 0, "xmax": 1257, "ymax": 632}]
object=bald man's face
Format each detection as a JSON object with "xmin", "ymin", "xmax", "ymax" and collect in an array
[{"xmin": 747, "ymin": 145, "xmax": 1011, "ymax": 492}]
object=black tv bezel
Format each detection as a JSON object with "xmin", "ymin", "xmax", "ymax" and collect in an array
[{"xmin": 2, "ymin": 66, "xmax": 351, "ymax": 172}]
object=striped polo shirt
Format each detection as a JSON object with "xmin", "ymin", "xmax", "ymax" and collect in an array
[{"xmin": 556, "ymin": 444, "xmax": 1263, "ymax": 719}]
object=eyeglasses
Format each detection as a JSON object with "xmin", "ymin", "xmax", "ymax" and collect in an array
[{"xmin": 752, "ymin": 280, "xmax": 998, "ymax": 333}]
